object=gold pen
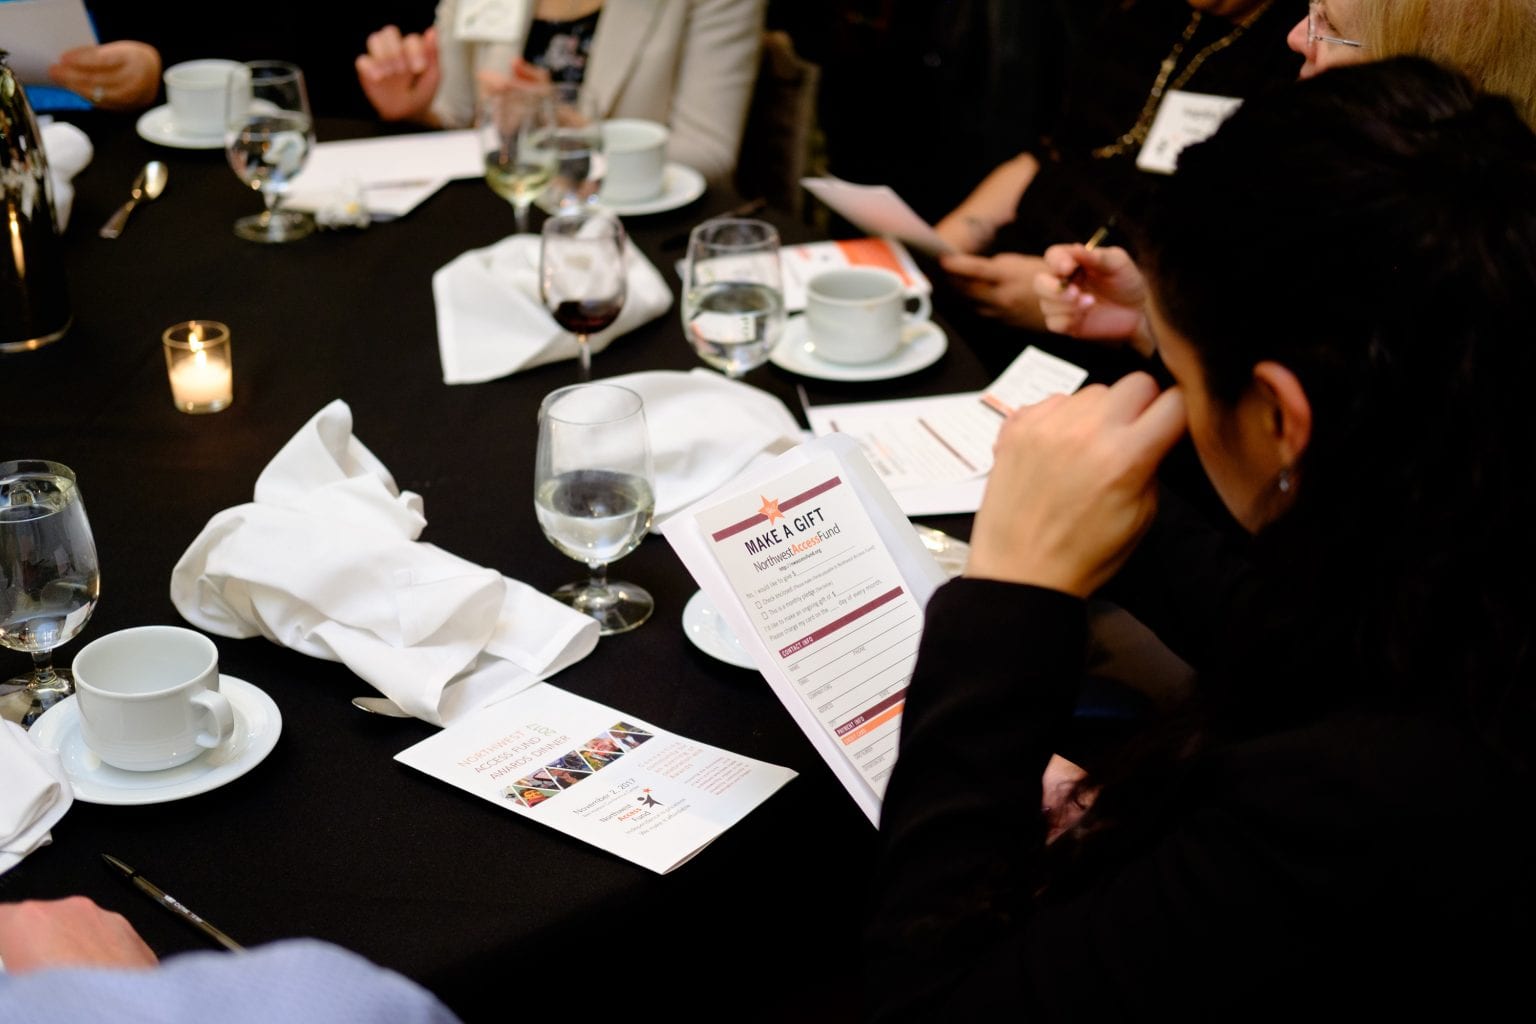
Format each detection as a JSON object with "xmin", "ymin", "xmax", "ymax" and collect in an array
[
  {"xmin": 101, "ymin": 853, "xmax": 246, "ymax": 953},
  {"xmin": 1060, "ymin": 221, "xmax": 1114, "ymax": 291}
]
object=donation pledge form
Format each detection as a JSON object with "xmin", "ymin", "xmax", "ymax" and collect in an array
[{"xmin": 667, "ymin": 434, "xmax": 948, "ymax": 824}]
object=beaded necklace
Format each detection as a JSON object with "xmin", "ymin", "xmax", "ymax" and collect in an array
[{"xmin": 1092, "ymin": 0, "xmax": 1276, "ymax": 159}]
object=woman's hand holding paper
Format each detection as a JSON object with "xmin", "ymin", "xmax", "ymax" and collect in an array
[{"xmin": 964, "ymin": 372, "xmax": 1185, "ymax": 598}]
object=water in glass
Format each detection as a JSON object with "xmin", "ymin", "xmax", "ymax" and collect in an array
[
  {"xmin": 534, "ymin": 384, "xmax": 655, "ymax": 634},
  {"xmin": 0, "ymin": 461, "xmax": 100, "ymax": 727},
  {"xmin": 682, "ymin": 218, "xmax": 785, "ymax": 378}
]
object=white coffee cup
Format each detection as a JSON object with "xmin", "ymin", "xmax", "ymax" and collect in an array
[
  {"xmin": 601, "ymin": 118, "xmax": 669, "ymax": 204},
  {"xmin": 72, "ymin": 626, "xmax": 235, "ymax": 772},
  {"xmin": 804, "ymin": 267, "xmax": 932, "ymax": 364},
  {"xmin": 163, "ymin": 59, "xmax": 251, "ymax": 138}
]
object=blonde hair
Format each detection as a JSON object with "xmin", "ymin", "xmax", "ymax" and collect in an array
[{"xmin": 1357, "ymin": 0, "xmax": 1536, "ymax": 126}]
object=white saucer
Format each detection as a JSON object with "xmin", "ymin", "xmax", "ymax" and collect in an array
[
  {"xmin": 682, "ymin": 589, "xmax": 756, "ymax": 669},
  {"xmin": 770, "ymin": 314, "xmax": 948, "ymax": 382},
  {"xmin": 29, "ymin": 676, "xmax": 282, "ymax": 806},
  {"xmin": 912, "ymin": 524, "xmax": 970, "ymax": 578},
  {"xmin": 135, "ymin": 104, "xmax": 225, "ymax": 150},
  {"xmin": 602, "ymin": 162, "xmax": 707, "ymax": 216}
]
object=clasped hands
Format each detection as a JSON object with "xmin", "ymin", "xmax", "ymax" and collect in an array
[
  {"xmin": 356, "ymin": 25, "xmax": 443, "ymax": 124},
  {"xmin": 965, "ymin": 372, "xmax": 1186, "ymax": 598},
  {"xmin": 358, "ymin": 25, "xmax": 556, "ymax": 126}
]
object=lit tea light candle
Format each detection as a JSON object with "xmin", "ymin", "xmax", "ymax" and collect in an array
[{"xmin": 162, "ymin": 320, "xmax": 233, "ymax": 413}]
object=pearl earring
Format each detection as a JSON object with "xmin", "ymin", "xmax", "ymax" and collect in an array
[{"xmin": 1277, "ymin": 467, "xmax": 1294, "ymax": 494}]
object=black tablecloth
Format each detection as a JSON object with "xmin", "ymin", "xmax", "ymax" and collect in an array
[{"xmin": 1, "ymin": 112, "xmax": 1001, "ymax": 1021}]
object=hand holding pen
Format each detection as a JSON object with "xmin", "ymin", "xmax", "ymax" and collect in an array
[
  {"xmin": 1058, "ymin": 222, "xmax": 1112, "ymax": 291},
  {"xmin": 1034, "ymin": 236, "xmax": 1154, "ymax": 355}
]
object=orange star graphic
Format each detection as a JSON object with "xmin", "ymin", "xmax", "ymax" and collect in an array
[{"xmin": 758, "ymin": 496, "xmax": 784, "ymax": 524}]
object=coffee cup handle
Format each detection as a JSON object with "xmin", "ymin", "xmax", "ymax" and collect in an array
[
  {"xmin": 900, "ymin": 291, "xmax": 932, "ymax": 344},
  {"xmin": 192, "ymin": 690, "xmax": 236, "ymax": 750}
]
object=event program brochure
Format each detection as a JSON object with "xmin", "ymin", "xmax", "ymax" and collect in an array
[
  {"xmin": 680, "ymin": 237, "xmax": 930, "ymax": 314},
  {"xmin": 395, "ymin": 683, "xmax": 797, "ymax": 873},
  {"xmin": 778, "ymin": 237, "xmax": 930, "ymax": 312},
  {"xmin": 660, "ymin": 433, "xmax": 949, "ymax": 825}
]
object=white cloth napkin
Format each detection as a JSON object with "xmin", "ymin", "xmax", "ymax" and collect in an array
[
  {"xmin": 599, "ymin": 369, "xmax": 807, "ymax": 530},
  {"xmin": 433, "ymin": 233, "xmax": 673, "ymax": 384},
  {"xmin": 41, "ymin": 120, "xmax": 93, "ymax": 231},
  {"xmin": 1, "ymin": 720, "xmax": 73, "ymax": 876},
  {"xmin": 169, "ymin": 400, "xmax": 600, "ymax": 726}
]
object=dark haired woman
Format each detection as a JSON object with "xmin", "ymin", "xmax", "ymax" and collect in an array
[{"xmin": 866, "ymin": 56, "xmax": 1536, "ymax": 1019}]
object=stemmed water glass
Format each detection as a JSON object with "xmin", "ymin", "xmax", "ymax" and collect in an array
[
  {"xmin": 224, "ymin": 60, "xmax": 315, "ymax": 243},
  {"xmin": 0, "ymin": 461, "xmax": 101, "ymax": 728},
  {"xmin": 534, "ymin": 384, "xmax": 656, "ymax": 635},
  {"xmin": 540, "ymin": 208, "xmax": 627, "ymax": 382},
  {"xmin": 681, "ymin": 218, "xmax": 786, "ymax": 378},
  {"xmin": 540, "ymin": 82, "xmax": 606, "ymax": 212},
  {"xmin": 478, "ymin": 88, "xmax": 558, "ymax": 235}
]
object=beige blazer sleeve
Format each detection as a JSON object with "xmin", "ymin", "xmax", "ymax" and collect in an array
[
  {"xmin": 429, "ymin": 0, "xmax": 533, "ymax": 129},
  {"xmin": 583, "ymin": 0, "xmax": 766, "ymax": 183},
  {"xmin": 429, "ymin": 0, "xmax": 765, "ymax": 181}
]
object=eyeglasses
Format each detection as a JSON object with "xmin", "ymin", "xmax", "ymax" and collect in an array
[{"xmin": 1307, "ymin": 1, "xmax": 1364, "ymax": 49}]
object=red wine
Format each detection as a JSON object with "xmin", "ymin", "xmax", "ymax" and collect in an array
[{"xmin": 553, "ymin": 298, "xmax": 623, "ymax": 334}]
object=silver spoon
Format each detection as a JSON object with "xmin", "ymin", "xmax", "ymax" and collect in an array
[
  {"xmin": 351, "ymin": 695, "xmax": 414, "ymax": 718},
  {"xmin": 99, "ymin": 160, "xmax": 168, "ymax": 239}
]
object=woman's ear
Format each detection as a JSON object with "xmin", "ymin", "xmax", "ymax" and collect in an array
[{"xmin": 1250, "ymin": 360, "xmax": 1312, "ymax": 467}]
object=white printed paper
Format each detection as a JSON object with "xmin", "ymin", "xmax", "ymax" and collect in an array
[
  {"xmin": 809, "ymin": 394, "xmax": 990, "ymax": 490},
  {"xmin": 805, "ymin": 347, "xmax": 1089, "ymax": 514},
  {"xmin": 800, "ymin": 177, "xmax": 954, "ymax": 258},
  {"xmin": 396, "ymin": 682, "xmax": 796, "ymax": 874},
  {"xmin": 660, "ymin": 434, "xmax": 949, "ymax": 824},
  {"xmin": 696, "ymin": 454, "xmax": 923, "ymax": 806},
  {"xmin": 0, "ymin": 0, "xmax": 96, "ymax": 83},
  {"xmin": 979, "ymin": 346, "xmax": 1090, "ymax": 415},
  {"xmin": 453, "ymin": 0, "xmax": 530, "ymax": 43}
]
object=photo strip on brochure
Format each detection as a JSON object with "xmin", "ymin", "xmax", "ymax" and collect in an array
[{"xmin": 661, "ymin": 434, "xmax": 949, "ymax": 824}]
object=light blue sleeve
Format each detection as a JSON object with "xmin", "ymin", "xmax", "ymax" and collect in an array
[{"xmin": 0, "ymin": 938, "xmax": 463, "ymax": 1024}]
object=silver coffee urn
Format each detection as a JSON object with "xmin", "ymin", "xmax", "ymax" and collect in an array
[{"xmin": 0, "ymin": 51, "xmax": 72, "ymax": 353}]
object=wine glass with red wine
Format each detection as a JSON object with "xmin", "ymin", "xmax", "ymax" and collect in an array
[{"xmin": 539, "ymin": 208, "xmax": 627, "ymax": 381}]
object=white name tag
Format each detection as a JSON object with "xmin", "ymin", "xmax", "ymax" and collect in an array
[
  {"xmin": 1137, "ymin": 89, "xmax": 1244, "ymax": 175},
  {"xmin": 454, "ymin": 0, "xmax": 530, "ymax": 43}
]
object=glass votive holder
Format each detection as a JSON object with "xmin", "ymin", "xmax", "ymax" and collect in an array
[{"xmin": 163, "ymin": 320, "xmax": 233, "ymax": 414}]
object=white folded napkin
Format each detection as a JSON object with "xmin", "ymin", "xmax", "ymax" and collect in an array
[
  {"xmin": 284, "ymin": 129, "xmax": 481, "ymax": 221},
  {"xmin": 433, "ymin": 233, "xmax": 673, "ymax": 384},
  {"xmin": 169, "ymin": 400, "xmax": 600, "ymax": 726},
  {"xmin": 41, "ymin": 121, "xmax": 93, "ymax": 232},
  {"xmin": 599, "ymin": 369, "xmax": 808, "ymax": 530},
  {"xmin": 1, "ymin": 720, "xmax": 73, "ymax": 877}
]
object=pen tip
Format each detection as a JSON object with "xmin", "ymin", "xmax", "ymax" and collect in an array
[{"xmin": 101, "ymin": 853, "xmax": 134, "ymax": 875}]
